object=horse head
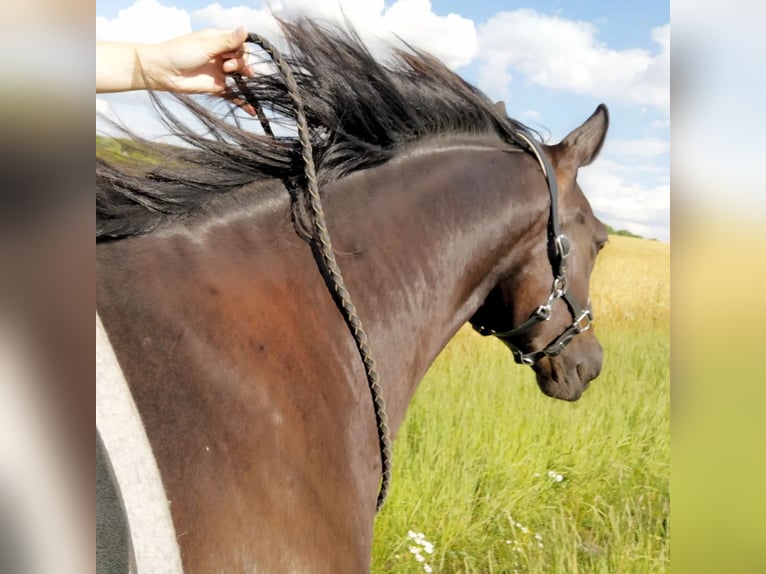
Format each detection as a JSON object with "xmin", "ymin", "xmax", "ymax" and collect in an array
[{"xmin": 470, "ymin": 104, "xmax": 610, "ymax": 401}]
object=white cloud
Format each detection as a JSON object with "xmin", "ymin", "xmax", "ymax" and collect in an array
[
  {"xmin": 94, "ymin": 1, "xmax": 669, "ymax": 240},
  {"xmin": 264, "ymin": 0, "xmax": 387, "ymax": 23},
  {"xmin": 190, "ymin": 2, "xmax": 281, "ymax": 39},
  {"xmin": 95, "ymin": 98, "xmax": 111, "ymax": 115},
  {"xmin": 94, "ymin": 0, "xmax": 478, "ymax": 142},
  {"xmin": 609, "ymin": 137, "xmax": 669, "ymax": 159},
  {"xmin": 96, "ymin": 0, "xmax": 192, "ymax": 42},
  {"xmin": 580, "ymin": 160, "xmax": 670, "ymax": 241},
  {"xmin": 96, "ymin": 0, "xmax": 477, "ymax": 69},
  {"xmin": 96, "ymin": 96, "xmax": 132, "ymax": 136},
  {"xmin": 377, "ymin": 0, "xmax": 477, "ymax": 68},
  {"xmin": 191, "ymin": 0, "xmax": 477, "ymax": 69},
  {"xmin": 477, "ymin": 10, "xmax": 669, "ymax": 113}
]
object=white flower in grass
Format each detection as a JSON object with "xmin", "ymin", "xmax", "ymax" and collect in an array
[
  {"xmin": 423, "ymin": 566, "xmax": 432, "ymax": 573},
  {"xmin": 547, "ymin": 470, "xmax": 564, "ymax": 482},
  {"xmin": 406, "ymin": 529, "xmax": 435, "ymax": 571}
]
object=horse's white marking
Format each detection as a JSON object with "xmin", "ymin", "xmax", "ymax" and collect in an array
[{"xmin": 97, "ymin": 314, "xmax": 184, "ymax": 574}]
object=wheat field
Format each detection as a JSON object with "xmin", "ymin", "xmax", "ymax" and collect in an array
[{"xmin": 371, "ymin": 235, "xmax": 670, "ymax": 573}]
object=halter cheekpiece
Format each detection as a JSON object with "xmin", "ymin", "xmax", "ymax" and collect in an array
[{"xmin": 471, "ymin": 132, "xmax": 593, "ymax": 365}]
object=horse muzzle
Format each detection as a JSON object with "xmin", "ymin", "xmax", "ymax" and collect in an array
[{"xmin": 530, "ymin": 337, "xmax": 603, "ymax": 401}]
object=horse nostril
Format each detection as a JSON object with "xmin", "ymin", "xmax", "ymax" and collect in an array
[{"xmin": 576, "ymin": 362, "xmax": 586, "ymax": 381}]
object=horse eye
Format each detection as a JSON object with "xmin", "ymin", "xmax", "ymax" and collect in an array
[{"xmin": 596, "ymin": 239, "xmax": 607, "ymax": 252}]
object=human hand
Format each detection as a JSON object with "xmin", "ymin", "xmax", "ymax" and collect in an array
[{"xmin": 136, "ymin": 27, "xmax": 256, "ymax": 115}]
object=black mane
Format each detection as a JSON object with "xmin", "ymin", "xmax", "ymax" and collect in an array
[{"xmin": 96, "ymin": 18, "xmax": 534, "ymax": 240}]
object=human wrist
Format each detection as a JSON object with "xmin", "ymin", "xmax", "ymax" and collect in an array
[{"xmin": 133, "ymin": 43, "xmax": 164, "ymax": 91}]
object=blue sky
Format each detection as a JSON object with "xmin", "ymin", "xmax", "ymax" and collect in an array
[{"xmin": 97, "ymin": 0, "xmax": 670, "ymax": 240}]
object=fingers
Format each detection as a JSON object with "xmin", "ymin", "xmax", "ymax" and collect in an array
[
  {"xmin": 200, "ymin": 26, "xmax": 248, "ymax": 58},
  {"xmin": 230, "ymin": 26, "xmax": 248, "ymax": 47},
  {"xmin": 220, "ymin": 49, "xmax": 244, "ymax": 60},
  {"xmin": 223, "ymin": 58, "xmax": 254, "ymax": 77},
  {"xmin": 230, "ymin": 97, "xmax": 256, "ymax": 117},
  {"xmin": 217, "ymin": 27, "xmax": 252, "ymax": 77},
  {"xmin": 222, "ymin": 56, "xmax": 246, "ymax": 73}
]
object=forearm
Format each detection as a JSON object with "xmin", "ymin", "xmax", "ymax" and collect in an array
[{"xmin": 96, "ymin": 41, "xmax": 164, "ymax": 93}]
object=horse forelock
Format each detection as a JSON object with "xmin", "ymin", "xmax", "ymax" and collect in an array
[{"xmin": 96, "ymin": 17, "xmax": 537, "ymax": 241}]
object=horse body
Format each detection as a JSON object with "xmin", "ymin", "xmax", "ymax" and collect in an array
[
  {"xmin": 97, "ymin": 141, "xmax": 558, "ymax": 572},
  {"xmin": 97, "ymin": 18, "xmax": 609, "ymax": 573}
]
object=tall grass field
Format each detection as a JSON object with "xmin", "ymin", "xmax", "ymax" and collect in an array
[{"xmin": 371, "ymin": 235, "xmax": 670, "ymax": 573}]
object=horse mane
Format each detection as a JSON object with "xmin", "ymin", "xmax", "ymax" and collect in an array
[{"xmin": 96, "ymin": 18, "xmax": 535, "ymax": 240}]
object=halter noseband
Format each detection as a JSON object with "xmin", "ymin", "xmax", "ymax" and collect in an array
[{"xmin": 471, "ymin": 131, "xmax": 593, "ymax": 365}]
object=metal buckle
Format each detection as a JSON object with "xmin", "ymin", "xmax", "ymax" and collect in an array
[
  {"xmin": 546, "ymin": 332, "xmax": 574, "ymax": 357},
  {"xmin": 555, "ymin": 234, "xmax": 571, "ymax": 260},
  {"xmin": 534, "ymin": 304, "xmax": 552, "ymax": 320},
  {"xmin": 553, "ymin": 276, "xmax": 567, "ymax": 298},
  {"xmin": 555, "ymin": 234, "xmax": 570, "ymax": 275},
  {"xmin": 573, "ymin": 309, "xmax": 593, "ymax": 333},
  {"xmin": 474, "ymin": 324, "xmax": 494, "ymax": 336},
  {"xmin": 544, "ymin": 342, "xmax": 565, "ymax": 357},
  {"xmin": 513, "ymin": 350, "xmax": 535, "ymax": 366}
]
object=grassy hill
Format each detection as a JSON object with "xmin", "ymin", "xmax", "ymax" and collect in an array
[{"xmin": 96, "ymin": 135, "xmax": 179, "ymax": 168}]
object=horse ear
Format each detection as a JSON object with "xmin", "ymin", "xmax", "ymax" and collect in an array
[
  {"xmin": 493, "ymin": 100, "xmax": 507, "ymax": 117},
  {"xmin": 557, "ymin": 104, "xmax": 609, "ymax": 169}
]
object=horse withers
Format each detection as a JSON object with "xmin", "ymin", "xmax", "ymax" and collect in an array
[{"xmin": 97, "ymin": 19, "xmax": 608, "ymax": 573}]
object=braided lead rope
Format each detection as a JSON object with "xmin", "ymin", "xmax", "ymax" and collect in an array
[{"xmin": 244, "ymin": 33, "xmax": 392, "ymax": 511}]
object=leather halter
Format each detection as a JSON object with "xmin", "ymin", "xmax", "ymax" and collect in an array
[{"xmin": 471, "ymin": 131, "xmax": 593, "ymax": 365}]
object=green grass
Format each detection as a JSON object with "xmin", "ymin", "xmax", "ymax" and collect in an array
[
  {"xmin": 96, "ymin": 135, "xmax": 178, "ymax": 168},
  {"xmin": 371, "ymin": 236, "xmax": 670, "ymax": 573}
]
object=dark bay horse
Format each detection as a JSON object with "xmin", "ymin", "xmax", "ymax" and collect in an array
[{"xmin": 97, "ymin": 20, "xmax": 609, "ymax": 573}]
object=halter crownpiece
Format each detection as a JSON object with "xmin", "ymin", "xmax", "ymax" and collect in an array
[{"xmin": 471, "ymin": 131, "xmax": 593, "ymax": 365}]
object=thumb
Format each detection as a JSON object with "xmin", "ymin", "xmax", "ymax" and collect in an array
[{"xmin": 217, "ymin": 26, "xmax": 248, "ymax": 52}]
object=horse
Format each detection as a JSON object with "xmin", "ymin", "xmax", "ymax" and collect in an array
[{"xmin": 96, "ymin": 19, "xmax": 609, "ymax": 574}]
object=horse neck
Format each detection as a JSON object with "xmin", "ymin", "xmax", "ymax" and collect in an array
[
  {"xmin": 321, "ymin": 142, "xmax": 548, "ymax": 435},
  {"xmin": 99, "ymin": 141, "xmax": 548, "ymax": 441}
]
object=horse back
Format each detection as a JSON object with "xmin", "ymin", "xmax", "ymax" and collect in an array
[{"xmin": 97, "ymin": 225, "xmax": 379, "ymax": 573}]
